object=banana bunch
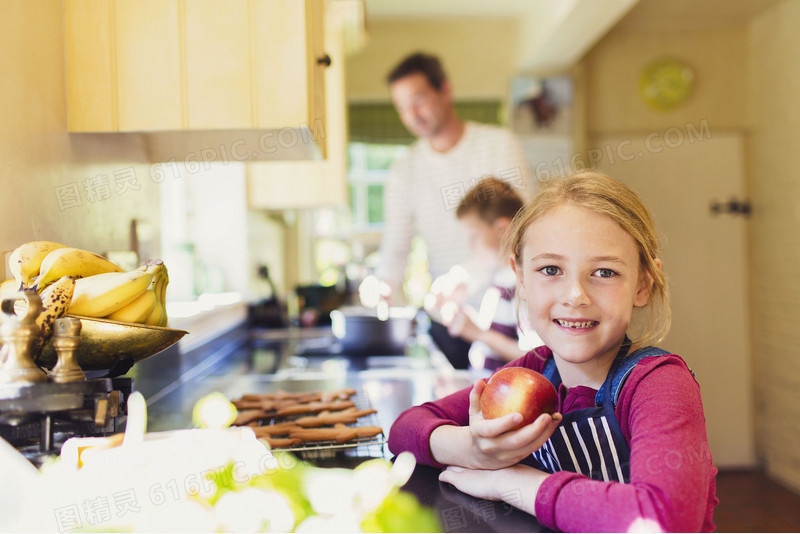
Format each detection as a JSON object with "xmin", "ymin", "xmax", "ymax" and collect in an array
[
  {"xmin": 7, "ymin": 241, "xmax": 122, "ymax": 291},
  {"xmin": 6, "ymin": 241, "xmax": 170, "ymax": 328},
  {"xmin": 69, "ymin": 259, "xmax": 169, "ymax": 327}
]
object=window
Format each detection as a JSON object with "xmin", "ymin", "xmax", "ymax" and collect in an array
[{"xmin": 347, "ymin": 142, "xmax": 407, "ymax": 231}]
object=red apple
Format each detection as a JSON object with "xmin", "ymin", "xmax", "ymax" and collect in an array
[{"xmin": 480, "ymin": 367, "xmax": 558, "ymax": 428}]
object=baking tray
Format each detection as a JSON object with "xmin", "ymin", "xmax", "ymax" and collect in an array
[
  {"xmin": 274, "ymin": 422, "xmax": 386, "ymax": 460},
  {"xmin": 239, "ymin": 389, "xmax": 387, "ymax": 460}
]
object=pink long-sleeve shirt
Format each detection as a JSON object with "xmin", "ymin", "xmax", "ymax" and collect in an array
[{"xmin": 388, "ymin": 347, "xmax": 719, "ymax": 532}]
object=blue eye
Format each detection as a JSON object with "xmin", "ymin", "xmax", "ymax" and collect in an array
[
  {"xmin": 539, "ymin": 266, "xmax": 561, "ymax": 276},
  {"xmin": 594, "ymin": 268, "xmax": 618, "ymax": 278}
]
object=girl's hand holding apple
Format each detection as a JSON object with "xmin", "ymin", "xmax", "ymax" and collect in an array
[{"xmin": 466, "ymin": 379, "xmax": 562, "ymax": 470}]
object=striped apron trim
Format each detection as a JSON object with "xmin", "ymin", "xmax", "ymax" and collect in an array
[{"xmin": 532, "ymin": 344, "xmax": 671, "ymax": 483}]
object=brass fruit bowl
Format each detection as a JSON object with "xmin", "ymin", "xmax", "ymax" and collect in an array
[{"xmin": 36, "ymin": 315, "xmax": 188, "ymax": 371}]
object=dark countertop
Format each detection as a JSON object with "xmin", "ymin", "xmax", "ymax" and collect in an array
[
  {"xmin": 405, "ymin": 464, "xmax": 548, "ymax": 532},
  {"xmin": 130, "ymin": 324, "xmax": 548, "ymax": 532},
  {"xmin": 136, "ymin": 324, "xmax": 466, "ymax": 431}
]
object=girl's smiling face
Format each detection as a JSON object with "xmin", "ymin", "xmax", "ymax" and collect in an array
[{"xmin": 513, "ymin": 202, "xmax": 654, "ymax": 374}]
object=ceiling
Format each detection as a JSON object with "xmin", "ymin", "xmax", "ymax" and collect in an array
[
  {"xmin": 364, "ymin": 0, "xmax": 782, "ymax": 29},
  {"xmin": 362, "ymin": 0, "xmax": 640, "ymax": 72},
  {"xmin": 613, "ymin": 0, "xmax": 784, "ymax": 31},
  {"xmin": 361, "ymin": 0, "xmax": 783, "ymax": 72},
  {"xmin": 364, "ymin": 0, "xmax": 539, "ymax": 20}
]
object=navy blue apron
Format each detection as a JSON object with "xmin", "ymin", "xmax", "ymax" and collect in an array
[{"xmin": 530, "ymin": 344, "xmax": 670, "ymax": 483}]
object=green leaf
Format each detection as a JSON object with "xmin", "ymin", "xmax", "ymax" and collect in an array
[
  {"xmin": 204, "ymin": 461, "xmax": 248, "ymax": 506},
  {"xmin": 361, "ymin": 491, "xmax": 441, "ymax": 533},
  {"xmin": 249, "ymin": 453, "xmax": 314, "ymax": 529}
]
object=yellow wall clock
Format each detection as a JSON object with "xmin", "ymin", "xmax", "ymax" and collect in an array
[{"xmin": 639, "ymin": 58, "xmax": 695, "ymax": 111}]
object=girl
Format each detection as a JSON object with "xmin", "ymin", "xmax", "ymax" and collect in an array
[{"xmin": 388, "ymin": 172, "xmax": 718, "ymax": 532}]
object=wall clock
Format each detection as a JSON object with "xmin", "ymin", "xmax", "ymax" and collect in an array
[{"xmin": 639, "ymin": 58, "xmax": 695, "ymax": 111}]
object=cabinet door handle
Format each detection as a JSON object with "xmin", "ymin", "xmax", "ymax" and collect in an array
[{"xmin": 317, "ymin": 54, "xmax": 332, "ymax": 67}]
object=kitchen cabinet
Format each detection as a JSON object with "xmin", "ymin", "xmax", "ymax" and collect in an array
[
  {"xmin": 65, "ymin": 0, "xmax": 326, "ymax": 150},
  {"xmin": 246, "ymin": 0, "xmax": 350, "ymax": 208},
  {"xmin": 114, "ymin": 0, "xmax": 182, "ymax": 130},
  {"xmin": 183, "ymin": 0, "xmax": 253, "ymax": 130}
]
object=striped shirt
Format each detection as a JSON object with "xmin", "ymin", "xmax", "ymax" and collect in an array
[{"xmin": 375, "ymin": 122, "xmax": 532, "ymax": 303}]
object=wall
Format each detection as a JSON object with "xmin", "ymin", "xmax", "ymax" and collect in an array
[
  {"xmin": 584, "ymin": 27, "xmax": 748, "ymax": 137},
  {"xmin": 247, "ymin": 211, "xmax": 286, "ymax": 299},
  {"xmin": 159, "ymin": 163, "xmax": 250, "ymax": 301},
  {"xmin": 0, "ymin": 1, "xmax": 161, "ymax": 273},
  {"xmin": 346, "ymin": 18, "xmax": 520, "ymax": 102},
  {"xmin": 747, "ymin": 0, "xmax": 800, "ymax": 493},
  {"xmin": 581, "ymin": 25, "xmax": 756, "ymax": 468}
]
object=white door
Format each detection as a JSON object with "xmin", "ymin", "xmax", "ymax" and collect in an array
[{"xmin": 593, "ymin": 132, "xmax": 754, "ymax": 468}]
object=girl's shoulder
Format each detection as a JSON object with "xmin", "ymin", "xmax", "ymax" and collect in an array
[
  {"xmin": 623, "ymin": 348, "xmax": 694, "ymax": 380},
  {"xmin": 617, "ymin": 350, "xmax": 698, "ymax": 403},
  {"xmin": 609, "ymin": 347, "xmax": 687, "ymax": 402}
]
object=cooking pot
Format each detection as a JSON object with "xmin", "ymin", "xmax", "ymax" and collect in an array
[{"xmin": 329, "ymin": 306, "xmax": 416, "ymax": 355}]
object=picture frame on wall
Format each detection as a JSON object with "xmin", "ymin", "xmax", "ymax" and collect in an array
[
  {"xmin": 509, "ymin": 74, "xmax": 573, "ymax": 136},
  {"xmin": 509, "ymin": 74, "xmax": 574, "ymax": 180}
]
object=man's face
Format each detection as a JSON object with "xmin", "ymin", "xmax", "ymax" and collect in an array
[{"xmin": 390, "ymin": 72, "xmax": 451, "ymax": 139}]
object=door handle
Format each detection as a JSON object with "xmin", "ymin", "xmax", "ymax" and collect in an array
[{"xmin": 710, "ymin": 197, "xmax": 751, "ymax": 217}]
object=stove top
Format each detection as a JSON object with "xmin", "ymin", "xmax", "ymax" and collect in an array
[{"xmin": 0, "ymin": 377, "xmax": 132, "ymax": 466}]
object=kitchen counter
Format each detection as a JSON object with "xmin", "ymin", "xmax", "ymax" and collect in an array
[
  {"xmin": 132, "ymin": 325, "xmax": 548, "ymax": 532},
  {"xmin": 139, "ymin": 324, "xmax": 468, "ymax": 436}
]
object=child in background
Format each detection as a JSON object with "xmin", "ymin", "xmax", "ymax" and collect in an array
[
  {"xmin": 388, "ymin": 172, "xmax": 718, "ymax": 532},
  {"xmin": 446, "ymin": 177, "xmax": 541, "ymax": 370}
]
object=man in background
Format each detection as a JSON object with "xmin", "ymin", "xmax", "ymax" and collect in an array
[{"xmin": 367, "ymin": 52, "xmax": 532, "ymax": 368}]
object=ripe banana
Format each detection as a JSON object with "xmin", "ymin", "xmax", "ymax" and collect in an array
[
  {"xmin": 158, "ymin": 262, "xmax": 169, "ymax": 327},
  {"xmin": 141, "ymin": 260, "xmax": 168, "ymax": 326},
  {"xmin": 7, "ymin": 241, "xmax": 67, "ymax": 288},
  {"xmin": 35, "ymin": 247, "xmax": 123, "ymax": 291},
  {"xmin": 32, "ymin": 275, "xmax": 76, "ymax": 356},
  {"xmin": 106, "ymin": 283, "xmax": 157, "ymax": 323},
  {"xmin": 143, "ymin": 277, "xmax": 165, "ymax": 326},
  {"xmin": 68, "ymin": 266, "xmax": 155, "ymax": 318},
  {"xmin": 96, "ymin": 259, "xmax": 170, "ymax": 326},
  {"xmin": 143, "ymin": 295, "xmax": 164, "ymax": 326}
]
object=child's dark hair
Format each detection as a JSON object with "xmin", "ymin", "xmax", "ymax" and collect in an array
[
  {"xmin": 456, "ymin": 177, "xmax": 524, "ymax": 225},
  {"xmin": 387, "ymin": 52, "xmax": 447, "ymax": 91}
]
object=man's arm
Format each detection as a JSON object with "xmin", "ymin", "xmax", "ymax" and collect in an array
[{"xmin": 374, "ymin": 161, "xmax": 415, "ymax": 300}]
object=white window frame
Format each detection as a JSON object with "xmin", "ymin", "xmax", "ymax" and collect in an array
[{"xmin": 347, "ymin": 142, "xmax": 406, "ymax": 232}]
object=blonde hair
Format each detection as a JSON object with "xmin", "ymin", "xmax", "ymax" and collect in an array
[{"xmin": 505, "ymin": 172, "xmax": 671, "ymax": 348}]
